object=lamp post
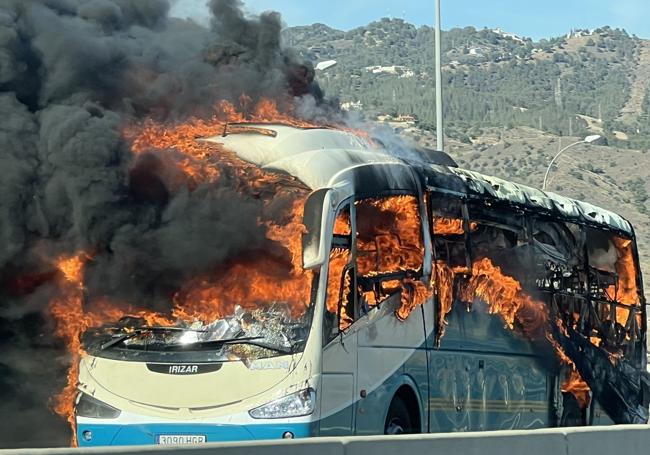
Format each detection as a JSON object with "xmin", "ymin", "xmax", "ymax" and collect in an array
[
  {"xmin": 435, "ymin": 0, "xmax": 443, "ymax": 151},
  {"xmin": 542, "ymin": 135, "xmax": 602, "ymax": 190}
]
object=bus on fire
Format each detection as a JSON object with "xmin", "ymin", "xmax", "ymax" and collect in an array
[{"xmin": 74, "ymin": 124, "xmax": 647, "ymax": 446}]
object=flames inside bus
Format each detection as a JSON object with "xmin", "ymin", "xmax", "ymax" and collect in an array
[{"xmin": 317, "ymin": 183, "xmax": 648, "ymax": 427}]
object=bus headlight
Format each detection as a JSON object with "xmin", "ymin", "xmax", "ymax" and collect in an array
[
  {"xmin": 249, "ymin": 388, "xmax": 315, "ymax": 419},
  {"xmin": 75, "ymin": 393, "xmax": 121, "ymax": 419}
]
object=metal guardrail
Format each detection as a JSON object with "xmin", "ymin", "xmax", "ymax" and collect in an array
[{"xmin": 2, "ymin": 425, "xmax": 649, "ymax": 455}]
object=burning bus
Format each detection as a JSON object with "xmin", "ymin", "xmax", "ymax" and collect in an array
[{"xmin": 66, "ymin": 123, "xmax": 648, "ymax": 446}]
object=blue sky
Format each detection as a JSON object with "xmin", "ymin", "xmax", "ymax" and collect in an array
[{"xmin": 171, "ymin": 0, "xmax": 650, "ymax": 40}]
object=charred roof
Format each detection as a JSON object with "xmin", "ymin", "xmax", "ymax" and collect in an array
[{"xmin": 202, "ymin": 124, "xmax": 633, "ymax": 237}]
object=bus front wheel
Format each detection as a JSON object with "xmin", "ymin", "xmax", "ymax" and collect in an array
[{"xmin": 384, "ymin": 396, "xmax": 415, "ymax": 435}]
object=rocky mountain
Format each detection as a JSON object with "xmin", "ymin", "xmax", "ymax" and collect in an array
[{"xmin": 284, "ymin": 19, "xmax": 650, "ymax": 150}]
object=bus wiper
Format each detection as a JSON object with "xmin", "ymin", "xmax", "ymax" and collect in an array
[{"xmin": 100, "ymin": 326, "xmax": 208, "ymax": 350}]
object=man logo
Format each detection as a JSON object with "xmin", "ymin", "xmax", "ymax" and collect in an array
[{"xmin": 169, "ymin": 365, "xmax": 199, "ymax": 374}]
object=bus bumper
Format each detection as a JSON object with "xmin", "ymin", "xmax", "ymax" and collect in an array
[{"xmin": 76, "ymin": 422, "xmax": 314, "ymax": 446}]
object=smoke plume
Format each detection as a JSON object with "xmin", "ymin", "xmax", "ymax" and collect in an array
[{"xmin": 0, "ymin": 0, "xmax": 323, "ymax": 447}]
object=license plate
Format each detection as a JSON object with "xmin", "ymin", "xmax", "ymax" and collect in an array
[{"xmin": 156, "ymin": 434, "xmax": 207, "ymax": 445}]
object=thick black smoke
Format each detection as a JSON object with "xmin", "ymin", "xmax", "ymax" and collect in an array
[{"xmin": 0, "ymin": 0, "xmax": 324, "ymax": 447}]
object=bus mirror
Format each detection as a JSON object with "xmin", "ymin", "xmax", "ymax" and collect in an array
[{"xmin": 302, "ymin": 189, "xmax": 330, "ymax": 269}]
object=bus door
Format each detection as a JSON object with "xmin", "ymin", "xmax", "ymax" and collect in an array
[
  {"xmin": 353, "ymin": 194, "xmax": 429, "ymax": 435},
  {"xmin": 321, "ymin": 201, "xmax": 358, "ymax": 436}
]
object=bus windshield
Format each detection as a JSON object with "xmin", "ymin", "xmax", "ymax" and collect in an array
[{"xmin": 82, "ymin": 303, "xmax": 313, "ymax": 363}]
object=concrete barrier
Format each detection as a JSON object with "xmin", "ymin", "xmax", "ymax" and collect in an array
[
  {"xmin": 2, "ymin": 425, "xmax": 650, "ymax": 455},
  {"xmin": 344, "ymin": 428, "xmax": 568, "ymax": 455},
  {"xmin": 0, "ymin": 439, "xmax": 343, "ymax": 455},
  {"xmin": 565, "ymin": 425, "xmax": 650, "ymax": 454}
]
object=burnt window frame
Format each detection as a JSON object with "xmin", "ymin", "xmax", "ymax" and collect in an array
[
  {"xmin": 530, "ymin": 213, "xmax": 645, "ymax": 366},
  {"xmin": 532, "ymin": 215, "xmax": 587, "ymax": 294},
  {"xmin": 324, "ymin": 189, "xmax": 428, "ymax": 342},
  {"xmin": 353, "ymin": 190, "xmax": 427, "ymax": 316},
  {"xmin": 323, "ymin": 198, "xmax": 357, "ymax": 345},
  {"xmin": 584, "ymin": 226, "xmax": 644, "ymax": 363},
  {"xmin": 428, "ymin": 190, "xmax": 473, "ymax": 273},
  {"xmin": 465, "ymin": 198, "xmax": 530, "ymax": 264},
  {"xmin": 462, "ymin": 198, "xmax": 531, "ymax": 317},
  {"xmin": 427, "ymin": 189, "xmax": 472, "ymax": 346}
]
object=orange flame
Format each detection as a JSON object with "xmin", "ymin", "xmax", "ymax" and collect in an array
[
  {"xmin": 125, "ymin": 99, "xmax": 320, "ymax": 185},
  {"xmin": 57, "ymin": 254, "xmax": 88, "ymax": 286},
  {"xmin": 48, "ymin": 99, "xmax": 326, "ymax": 445},
  {"xmin": 396, "ymin": 278, "xmax": 432, "ymax": 321},
  {"xmin": 561, "ymin": 368, "xmax": 591, "ymax": 409},
  {"xmin": 611, "ymin": 237, "xmax": 639, "ymax": 304},
  {"xmin": 356, "ymin": 196, "xmax": 431, "ymax": 319},
  {"xmin": 326, "ymin": 208, "xmax": 354, "ymax": 330},
  {"xmin": 172, "ymin": 194, "xmax": 312, "ymax": 322},
  {"xmin": 356, "ymin": 195, "xmax": 423, "ymax": 277},
  {"xmin": 459, "ymin": 257, "xmax": 549, "ymax": 340},
  {"xmin": 435, "ymin": 256, "xmax": 551, "ymax": 341},
  {"xmin": 434, "ymin": 255, "xmax": 592, "ymax": 407},
  {"xmin": 433, "ymin": 261, "xmax": 455, "ymax": 341},
  {"xmin": 361, "ymin": 279, "xmax": 402, "ymax": 308},
  {"xmin": 333, "ymin": 210, "xmax": 351, "ymax": 236},
  {"xmin": 49, "ymin": 253, "xmax": 90, "ymax": 447},
  {"xmin": 49, "ymin": 254, "xmax": 179, "ymax": 446},
  {"xmin": 432, "ymin": 218, "xmax": 478, "ymax": 236},
  {"xmin": 605, "ymin": 236, "xmax": 640, "ymax": 325},
  {"xmin": 325, "ymin": 195, "xmax": 432, "ymax": 327},
  {"xmin": 326, "ymin": 249, "xmax": 351, "ymax": 325}
]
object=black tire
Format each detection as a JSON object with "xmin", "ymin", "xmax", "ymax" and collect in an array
[{"xmin": 384, "ymin": 396, "xmax": 416, "ymax": 435}]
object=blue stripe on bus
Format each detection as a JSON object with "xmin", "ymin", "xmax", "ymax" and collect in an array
[{"xmin": 76, "ymin": 422, "xmax": 313, "ymax": 446}]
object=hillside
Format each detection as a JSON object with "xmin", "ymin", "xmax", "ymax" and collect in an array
[{"xmin": 284, "ymin": 20, "xmax": 650, "ymax": 150}]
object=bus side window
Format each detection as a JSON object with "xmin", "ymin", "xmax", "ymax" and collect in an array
[
  {"xmin": 585, "ymin": 228, "xmax": 642, "ymax": 357},
  {"xmin": 428, "ymin": 194, "xmax": 471, "ymax": 343},
  {"xmin": 532, "ymin": 219, "xmax": 589, "ymax": 328},
  {"xmin": 468, "ymin": 220, "xmax": 527, "ymax": 280},
  {"xmin": 355, "ymin": 195, "xmax": 424, "ymax": 314},
  {"xmin": 533, "ymin": 219, "xmax": 584, "ymax": 293},
  {"xmin": 530, "ymin": 219, "xmax": 643, "ymax": 361},
  {"xmin": 429, "ymin": 195, "xmax": 471, "ymax": 271},
  {"xmin": 324, "ymin": 205, "xmax": 355, "ymax": 343}
]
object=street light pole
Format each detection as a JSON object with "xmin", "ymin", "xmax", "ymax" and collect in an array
[
  {"xmin": 542, "ymin": 135, "xmax": 602, "ymax": 190},
  {"xmin": 435, "ymin": 0, "xmax": 443, "ymax": 152}
]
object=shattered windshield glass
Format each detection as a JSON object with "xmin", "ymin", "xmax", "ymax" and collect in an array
[{"xmin": 82, "ymin": 303, "xmax": 312, "ymax": 363}]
